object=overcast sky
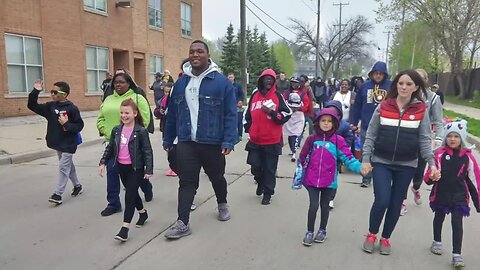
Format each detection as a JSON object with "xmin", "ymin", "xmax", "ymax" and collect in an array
[{"xmin": 202, "ymin": 0, "xmax": 390, "ymax": 61}]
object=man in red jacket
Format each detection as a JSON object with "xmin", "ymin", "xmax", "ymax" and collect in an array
[{"xmin": 244, "ymin": 69, "xmax": 292, "ymax": 205}]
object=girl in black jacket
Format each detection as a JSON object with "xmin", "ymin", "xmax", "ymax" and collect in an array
[
  {"xmin": 99, "ymin": 98, "xmax": 154, "ymax": 242},
  {"xmin": 424, "ymin": 120, "xmax": 480, "ymax": 268}
]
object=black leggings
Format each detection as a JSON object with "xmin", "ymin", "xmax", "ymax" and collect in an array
[
  {"xmin": 287, "ymin": 136, "xmax": 300, "ymax": 154},
  {"xmin": 306, "ymin": 186, "xmax": 335, "ymax": 232},
  {"xmin": 433, "ymin": 209, "xmax": 463, "ymax": 254},
  {"xmin": 118, "ymin": 164, "xmax": 144, "ymax": 223}
]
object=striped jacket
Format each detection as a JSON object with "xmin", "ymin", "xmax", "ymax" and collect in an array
[{"xmin": 373, "ymin": 98, "xmax": 426, "ymax": 162}]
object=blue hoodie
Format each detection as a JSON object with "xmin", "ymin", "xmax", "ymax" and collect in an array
[
  {"xmin": 324, "ymin": 100, "xmax": 354, "ymax": 147},
  {"xmin": 351, "ymin": 61, "xmax": 391, "ymax": 130}
]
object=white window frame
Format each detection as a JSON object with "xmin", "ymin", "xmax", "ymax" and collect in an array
[
  {"xmin": 86, "ymin": 46, "xmax": 109, "ymax": 93},
  {"xmin": 5, "ymin": 33, "xmax": 44, "ymax": 94},
  {"xmin": 150, "ymin": 55, "xmax": 164, "ymax": 85},
  {"xmin": 180, "ymin": 2, "xmax": 192, "ymax": 37},
  {"xmin": 148, "ymin": 0, "xmax": 163, "ymax": 29},
  {"xmin": 83, "ymin": 0, "xmax": 107, "ymax": 14}
]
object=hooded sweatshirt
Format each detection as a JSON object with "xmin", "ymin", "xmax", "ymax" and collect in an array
[
  {"xmin": 96, "ymin": 89, "xmax": 151, "ymax": 140},
  {"xmin": 244, "ymin": 69, "xmax": 292, "ymax": 145},
  {"xmin": 351, "ymin": 61, "xmax": 391, "ymax": 129},
  {"xmin": 28, "ymin": 89, "xmax": 84, "ymax": 153},
  {"xmin": 296, "ymin": 108, "xmax": 361, "ymax": 189},
  {"xmin": 181, "ymin": 60, "xmax": 218, "ymax": 141}
]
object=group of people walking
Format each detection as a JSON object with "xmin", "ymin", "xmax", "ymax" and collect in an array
[{"xmin": 27, "ymin": 39, "xmax": 479, "ymax": 268}]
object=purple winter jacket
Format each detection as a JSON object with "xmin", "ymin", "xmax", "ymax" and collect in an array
[{"xmin": 297, "ymin": 108, "xmax": 361, "ymax": 189}]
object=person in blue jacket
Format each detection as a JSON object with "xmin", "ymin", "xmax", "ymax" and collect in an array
[
  {"xmin": 350, "ymin": 61, "xmax": 391, "ymax": 187},
  {"xmin": 163, "ymin": 40, "xmax": 237, "ymax": 239}
]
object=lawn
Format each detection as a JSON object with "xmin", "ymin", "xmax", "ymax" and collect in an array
[
  {"xmin": 443, "ymin": 109, "xmax": 480, "ymax": 137},
  {"xmin": 445, "ymin": 93, "xmax": 480, "ymax": 109}
]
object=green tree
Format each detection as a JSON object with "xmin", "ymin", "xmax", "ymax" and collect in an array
[
  {"xmin": 269, "ymin": 45, "xmax": 281, "ymax": 74},
  {"xmin": 389, "ymin": 21, "xmax": 434, "ymax": 74},
  {"xmin": 203, "ymin": 37, "xmax": 221, "ymax": 65},
  {"xmin": 375, "ymin": 0, "xmax": 480, "ymax": 98},
  {"xmin": 271, "ymin": 41, "xmax": 296, "ymax": 76},
  {"xmin": 219, "ymin": 23, "xmax": 240, "ymax": 76}
]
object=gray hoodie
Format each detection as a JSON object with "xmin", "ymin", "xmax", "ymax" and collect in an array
[
  {"xmin": 182, "ymin": 60, "xmax": 219, "ymax": 141},
  {"xmin": 426, "ymin": 89, "xmax": 444, "ymax": 142}
]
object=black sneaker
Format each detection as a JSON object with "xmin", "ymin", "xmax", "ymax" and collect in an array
[
  {"xmin": 101, "ymin": 206, "xmax": 122, "ymax": 217},
  {"xmin": 115, "ymin": 227, "xmax": 129, "ymax": 242},
  {"xmin": 136, "ymin": 210, "xmax": 148, "ymax": 228},
  {"xmin": 144, "ymin": 190, "xmax": 153, "ymax": 202},
  {"xmin": 71, "ymin": 185, "xmax": 83, "ymax": 196},
  {"xmin": 256, "ymin": 185, "xmax": 263, "ymax": 196},
  {"xmin": 261, "ymin": 194, "xmax": 271, "ymax": 205},
  {"xmin": 48, "ymin": 194, "xmax": 62, "ymax": 205}
]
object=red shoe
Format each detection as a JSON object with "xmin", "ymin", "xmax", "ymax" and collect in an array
[
  {"xmin": 379, "ymin": 237, "xmax": 392, "ymax": 255},
  {"xmin": 166, "ymin": 169, "xmax": 177, "ymax": 176},
  {"xmin": 362, "ymin": 233, "xmax": 377, "ymax": 253}
]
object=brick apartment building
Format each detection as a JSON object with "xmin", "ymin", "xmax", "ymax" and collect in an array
[{"xmin": 0, "ymin": 0, "xmax": 202, "ymax": 117}]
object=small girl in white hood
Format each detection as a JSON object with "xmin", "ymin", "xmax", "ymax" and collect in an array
[{"xmin": 283, "ymin": 92, "xmax": 305, "ymax": 162}]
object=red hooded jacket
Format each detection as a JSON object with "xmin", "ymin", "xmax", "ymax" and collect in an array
[{"xmin": 245, "ymin": 69, "xmax": 292, "ymax": 145}]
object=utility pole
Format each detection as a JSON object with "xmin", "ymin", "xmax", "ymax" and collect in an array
[
  {"xmin": 240, "ymin": 0, "xmax": 247, "ymax": 97},
  {"xmin": 383, "ymin": 26, "xmax": 395, "ymax": 68},
  {"xmin": 383, "ymin": 30, "xmax": 391, "ymax": 65},
  {"xmin": 333, "ymin": 1, "xmax": 349, "ymax": 79},
  {"xmin": 396, "ymin": 2, "xmax": 406, "ymax": 74},
  {"xmin": 315, "ymin": 0, "xmax": 321, "ymax": 79}
]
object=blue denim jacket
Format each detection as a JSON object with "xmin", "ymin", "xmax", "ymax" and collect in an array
[{"xmin": 163, "ymin": 71, "xmax": 237, "ymax": 150}]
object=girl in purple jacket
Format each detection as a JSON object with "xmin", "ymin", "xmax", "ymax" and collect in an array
[{"xmin": 294, "ymin": 108, "xmax": 362, "ymax": 246}]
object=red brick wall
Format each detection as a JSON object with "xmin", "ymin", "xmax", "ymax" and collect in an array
[{"xmin": 0, "ymin": 0, "xmax": 202, "ymax": 117}]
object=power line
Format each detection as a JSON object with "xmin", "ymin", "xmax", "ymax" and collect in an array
[
  {"xmin": 301, "ymin": 0, "xmax": 317, "ymax": 14},
  {"xmin": 247, "ymin": 0, "xmax": 297, "ymax": 36},
  {"xmin": 245, "ymin": 4, "xmax": 295, "ymax": 45}
]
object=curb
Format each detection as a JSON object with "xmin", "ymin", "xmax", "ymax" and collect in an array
[
  {"xmin": 467, "ymin": 133, "xmax": 480, "ymax": 150},
  {"xmin": 0, "ymin": 138, "xmax": 103, "ymax": 165}
]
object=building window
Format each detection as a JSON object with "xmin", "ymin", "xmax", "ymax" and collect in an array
[
  {"xmin": 150, "ymin": 55, "xmax": 163, "ymax": 85},
  {"xmin": 5, "ymin": 34, "xmax": 43, "ymax": 93},
  {"xmin": 86, "ymin": 46, "xmax": 109, "ymax": 92},
  {"xmin": 180, "ymin": 2, "xmax": 192, "ymax": 37},
  {"xmin": 84, "ymin": 0, "xmax": 107, "ymax": 13},
  {"xmin": 148, "ymin": 0, "xmax": 163, "ymax": 29}
]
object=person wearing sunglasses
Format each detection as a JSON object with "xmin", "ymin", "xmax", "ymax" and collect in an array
[{"xmin": 27, "ymin": 79, "xmax": 85, "ymax": 205}]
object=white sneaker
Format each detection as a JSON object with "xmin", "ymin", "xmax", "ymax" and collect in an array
[
  {"xmin": 400, "ymin": 203, "xmax": 407, "ymax": 216},
  {"xmin": 190, "ymin": 203, "xmax": 197, "ymax": 211},
  {"xmin": 329, "ymin": 200, "xmax": 334, "ymax": 209},
  {"xmin": 291, "ymin": 153, "xmax": 296, "ymax": 162}
]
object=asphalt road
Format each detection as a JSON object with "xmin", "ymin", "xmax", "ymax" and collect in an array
[{"xmin": 1, "ymin": 133, "xmax": 479, "ymax": 270}]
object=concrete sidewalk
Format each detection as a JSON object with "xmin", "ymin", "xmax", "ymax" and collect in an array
[
  {"xmin": 0, "ymin": 101, "xmax": 480, "ymax": 165},
  {"xmin": 0, "ymin": 111, "xmax": 103, "ymax": 165},
  {"xmin": 443, "ymin": 101, "xmax": 480, "ymax": 148}
]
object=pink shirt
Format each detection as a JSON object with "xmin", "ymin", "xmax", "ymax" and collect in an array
[{"xmin": 117, "ymin": 126, "xmax": 133, "ymax": 165}]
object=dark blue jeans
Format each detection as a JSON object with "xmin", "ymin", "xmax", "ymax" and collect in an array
[
  {"xmin": 106, "ymin": 159, "xmax": 153, "ymax": 210},
  {"xmin": 369, "ymin": 162, "xmax": 416, "ymax": 238},
  {"xmin": 237, "ymin": 111, "xmax": 244, "ymax": 138},
  {"xmin": 360, "ymin": 128, "xmax": 372, "ymax": 184}
]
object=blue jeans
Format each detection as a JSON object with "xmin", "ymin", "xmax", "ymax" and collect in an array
[
  {"xmin": 361, "ymin": 128, "xmax": 372, "ymax": 184},
  {"xmin": 237, "ymin": 111, "xmax": 244, "ymax": 138},
  {"xmin": 106, "ymin": 159, "xmax": 153, "ymax": 210},
  {"xmin": 106, "ymin": 159, "xmax": 121, "ymax": 209},
  {"xmin": 368, "ymin": 163, "xmax": 416, "ymax": 238}
]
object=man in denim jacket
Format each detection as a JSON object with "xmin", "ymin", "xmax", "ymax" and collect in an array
[{"xmin": 163, "ymin": 40, "xmax": 237, "ymax": 239}]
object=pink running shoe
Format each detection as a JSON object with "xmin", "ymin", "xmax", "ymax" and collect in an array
[
  {"xmin": 411, "ymin": 186, "xmax": 422, "ymax": 205},
  {"xmin": 166, "ymin": 169, "xmax": 177, "ymax": 176}
]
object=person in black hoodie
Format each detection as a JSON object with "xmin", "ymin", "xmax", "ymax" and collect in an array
[{"xmin": 28, "ymin": 79, "xmax": 84, "ymax": 205}]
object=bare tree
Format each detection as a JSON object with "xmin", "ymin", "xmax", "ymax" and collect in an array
[
  {"xmin": 376, "ymin": 0, "xmax": 480, "ymax": 98},
  {"xmin": 290, "ymin": 15, "xmax": 373, "ymax": 79}
]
